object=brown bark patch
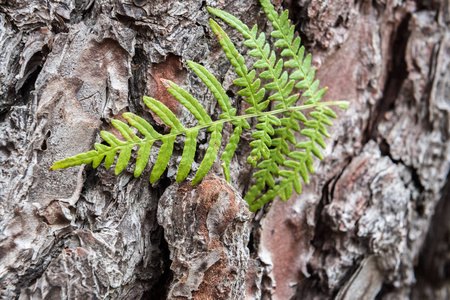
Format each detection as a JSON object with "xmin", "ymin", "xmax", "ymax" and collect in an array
[
  {"xmin": 43, "ymin": 200, "xmax": 71, "ymax": 225},
  {"xmin": 158, "ymin": 175, "xmax": 252, "ymax": 299},
  {"xmin": 147, "ymin": 54, "xmax": 187, "ymax": 127}
]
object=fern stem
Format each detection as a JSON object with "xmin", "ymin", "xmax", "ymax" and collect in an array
[
  {"xmin": 144, "ymin": 101, "xmax": 342, "ymax": 141},
  {"xmin": 249, "ymin": 40, "xmax": 291, "ymax": 110},
  {"xmin": 87, "ymin": 101, "xmax": 347, "ymax": 157}
]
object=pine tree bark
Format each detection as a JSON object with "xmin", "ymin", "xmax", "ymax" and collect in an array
[{"xmin": 0, "ymin": 0, "xmax": 448, "ymax": 299}]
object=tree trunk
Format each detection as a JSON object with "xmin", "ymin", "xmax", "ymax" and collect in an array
[{"xmin": 0, "ymin": 0, "xmax": 448, "ymax": 299}]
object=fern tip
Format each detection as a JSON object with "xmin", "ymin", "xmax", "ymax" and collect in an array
[
  {"xmin": 160, "ymin": 78, "xmax": 172, "ymax": 89},
  {"xmin": 338, "ymin": 102, "xmax": 350, "ymax": 110},
  {"xmin": 191, "ymin": 177, "xmax": 201, "ymax": 185},
  {"xmin": 222, "ymin": 162, "xmax": 231, "ymax": 183}
]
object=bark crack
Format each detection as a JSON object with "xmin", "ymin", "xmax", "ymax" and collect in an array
[{"xmin": 363, "ymin": 11, "xmax": 412, "ymax": 145}]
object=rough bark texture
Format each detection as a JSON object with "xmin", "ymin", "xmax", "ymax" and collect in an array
[{"xmin": 0, "ymin": 0, "xmax": 448, "ymax": 299}]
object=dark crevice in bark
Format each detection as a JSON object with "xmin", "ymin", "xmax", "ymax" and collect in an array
[
  {"xmin": 330, "ymin": 157, "xmax": 352, "ymax": 203},
  {"xmin": 114, "ymin": 13, "xmax": 141, "ymax": 29},
  {"xmin": 363, "ymin": 12, "xmax": 411, "ymax": 145},
  {"xmin": 378, "ymin": 138, "xmax": 425, "ymax": 193},
  {"xmin": 378, "ymin": 138, "xmax": 394, "ymax": 162},
  {"xmin": 374, "ymin": 283, "xmax": 395, "ymax": 299},
  {"xmin": 39, "ymin": 130, "xmax": 51, "ymax": 151},
  {"xmin": 0, "ymin": 107, "xmax": 10, "ymax": 123},
  {"xmin": 18, "ymin": 67, "xmax": 41, "ymax": 106},
  {"xmin": 295, "ymin": 273, "xmax": 329, "ymax": 299},
  {"xmin": 294, "ymin": 158, "xmax": 354, "ymax": 298},
  {"xmin": 141, "ymin": 227, "xmax": 173, "ymax": 300},
  {"xmin": 314, "ymin": 158, "xmax": 352, "ymax": 240},
  {"xmin": 247, "ymin": 227, "xmax": 257, "ymax": 255},
  {"xmin": 77, "ymin": 167, "xmax": 102, "ymax": 230},
  {"xmin": 13, "ymin": 48, "xmax": 44, "ymax": 110},
  {"xmin": 82, "ymin": 166, "xmax": 99, "ymax": 191},
  {"xmin": 260, "ymin": 267, "xmax": 275, "ymax": 299},
  {"xmin": 200, "ymin": 0, "xmax": 207, "ymax": 11},
  {"xmin": 418, "ymin": 35, "xmax": 441, "ymax": 132},
  {"xmin": 50, "ymin": 16, "xmax": 69, "ymax": 34},
  {"xmin": 319, "ymin": 176, "xmax": 333, "ymax": 209},
  {"xmin": 128, "ymin": 71, "xmax": 157, "ymax": 132},
  {"xmin": 156, "ymin": 177, "xmax": 172, "ymax": 199},
  {"xmin": 129, "ymin": 48, "xmax": 148, "ymax": 113},
  {"xmin": 295, "ymin": 269, "xmax": 319, "ymax": 299},
  {"xmin": 248, "ymin": 215, "xmax": 263, "ymax": 279},
  {"xmin": 414, "ymin": 172, "xmax": 450, "ymax": 286},
  {"xmin": 14, "ymin": 44, "xmax": 47, "ymax": 112},
  {"xmin": 414, "ymin": 0, "xmax": 442, "ymax": 12},
  {"xmin": 301, "ymin": 179, "xmax": 340, "ymax": 296},
  {"xmin": 409, "ymin": 165, "xmax": 426, "ymax": 194}
]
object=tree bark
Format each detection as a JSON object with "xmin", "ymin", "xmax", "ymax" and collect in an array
[{"xmin": 0, "ymin": 0, "xmax": 448, "ymax": 299}]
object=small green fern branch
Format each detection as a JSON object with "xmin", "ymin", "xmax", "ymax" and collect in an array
[
  {"xmin": 51, "ymin": 0, "xmax": 349, "ymax": 212},
  {"xmin": 208, "ymin": 0, "xmax": 346, "ymax": 210}
]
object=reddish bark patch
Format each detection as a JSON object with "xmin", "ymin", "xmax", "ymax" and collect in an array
[
  {"xmin": 192, "ymin": 252, "xmax": 230, "ymax": 300},
  {"xmin": 147, "ymin": 54, "xmax": 187, "ymax": 127},
  {"xmin": 162, "ymin": 175, "xmax": 250, "ymax": 299}
]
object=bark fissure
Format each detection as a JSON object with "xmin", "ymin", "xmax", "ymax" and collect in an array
[
  {"xmin": 413, "ymin": 172, "xmax": 450, "ymax": 291},
  {"xmin": 363, "ymin": 11, "xmax": 411, "ymax": 145}
]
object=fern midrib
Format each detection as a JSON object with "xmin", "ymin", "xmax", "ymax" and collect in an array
[
  {"xmin": 94, "ymin": 101, "xmax": 346, "ymax": 156},
  {"xmin": 237, "ymin": 54, "xmax": 261, "ymax": 111},
  {"xmin": 227, "ymin": 29, "xmax": 285, "ymax": 166}
]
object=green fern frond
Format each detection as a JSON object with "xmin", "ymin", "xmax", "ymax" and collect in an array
[
  {"xmin": 209, "ymin": 0, "xmax": 345, "ymax": 211},
  {"xmin": 51, "ymin": 0, "xmax": 349, "ymax": 212}
]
